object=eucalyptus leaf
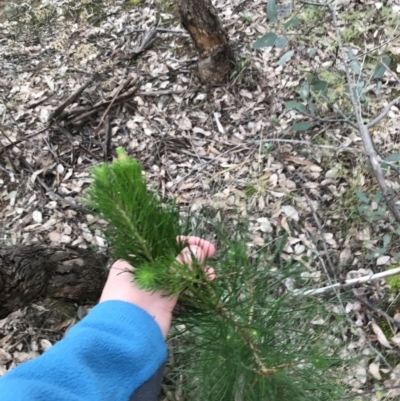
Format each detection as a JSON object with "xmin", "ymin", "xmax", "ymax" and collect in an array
[
  {"xmin": 275, "ymin": 35, "xmax": 289, "ymax": 48},
  {"xmin": 358, "ymin": 204, "xmax": 370, "ymax": 213},
  {"xmin": 366, "ymin": 248, "xmax": 385, "ymax": 259},
  {"xmin": 355, "ymin": 189, "xmax": 369, "ymax": 204},
  {"xmin": 373, "ymin": 56, "xmax": 391, "ymax": 79},
  {"xmin": 373, "ymin": 192, "xmax": 383, "ymax": 204},
  {"xmin": 385, "ymin": 153, "xmax": 400, "ymax": 162},
  {"xmin": 291, "ymin": 121, "xmax": 313, "ymax": 131},
  {"xmin": 279, "ymin": 50, "xmax": 294, "ymax": 66},
  {"xmin": 352, "ymin": 81, "xmax": 365, "ymax": 101},
  {"xmin": 348, "ymin": 50, "xmax": 361, "ymax": 75},
  {"xmin": 308, "ymin": 48, "xmax": 317, "ymax": 58},
  {"xmin": 285, "ymin": 101, "xmax": 306, "ymax": 114},
  {"xmin": 383, "ymin": 234, "xmax": 392, "ymax": 248},
  {"xmin": 373, "ymin": 81, "xmax": 382, "ymax": 95},
  {"xmin": 266, "ymin": 0, "xmax": 277, "ymax": 22},
  {"xmin": 253, "ymin": 32, "xmax": 277, "ymax": 48},
  {"xmin": 311, "ymin": 80, "xmax": 328, "ymax": 93},
  {"xmin": 300, "ymin": 83, "xmax": 310, "ymax": 100},
  {"xmin": 285, "ymin": 17, "xmax": 301, "ymax": 29},
  {"xmin": 308, "ymin": 100, "xmax": 315, "ymax": 116}
]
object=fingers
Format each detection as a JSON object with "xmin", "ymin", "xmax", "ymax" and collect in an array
[
  {"xmin": 177, "ymin": 236, "xmax": 216, "ymax": 259},
  {"xmin": 175, "ymin": 245, "xmax": 216, "ymax": 281},
  {"xmin": 202, "ymin": 265, "xmax": 216, "ymax": 281},
  {"xmin": 175, "ymin": 245, "xmax": 205, "ymax": 265}
]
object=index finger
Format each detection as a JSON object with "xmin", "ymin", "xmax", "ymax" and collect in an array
[{"xmin": 177, "ymin": 236, "xmax": 216, "ymax": 259}]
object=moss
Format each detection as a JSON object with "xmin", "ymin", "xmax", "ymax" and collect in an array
[
  {"xmin": 124, "ymin": 0, "xmax": 143, "ymax": 10},
  {"xmin": 386, "ymin": 264, "xmax": 400, "ymax": 294},
  {"xmin": 300, "ymin": 6, "xmax": 325, "ymax": 24},
  {"xmin": 379, "ymin": 318, "xmax": 394, "ymax": 340}
]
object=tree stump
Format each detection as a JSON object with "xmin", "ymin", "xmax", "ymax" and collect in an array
[
  {"xmin": 0, "ymin": 246, "xmax": 108, "ymax": 319},
  {"xmin": 176, "ymin": 0, "xmax": 233, "ymax": 85}
]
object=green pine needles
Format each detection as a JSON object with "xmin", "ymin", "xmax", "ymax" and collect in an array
[
  {"xmin": 85, "ymin": 148, "xmax": 349, "ymax": 401},
  {"xmin": 85, "ymin": 147, "xmax": 192, "ymax": 294}
]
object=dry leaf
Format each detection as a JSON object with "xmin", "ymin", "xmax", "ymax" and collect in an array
[
  {"xmin": 48, "ymin": 231, "xmax": 61, "ymax": 242},
  {"xmin": 339, "ymin": 247, "xmax": 352, "ymax": 265},
  {"xmin": 355, "ymin": 367, "xmax": 367, "ymax": 384},
  {"xmin": 257, "ymin": 217, "xmax": 272, "ymax": 233},
  {"xmin": 213, "ymin": 112, "xmax": 225, "ymax": 134},
  {"xmin": 372, "ymin": 321, "xmax": 392, "ymax": 348},
  {"xmin": 280, "ymin": 205, "xmax": 299, "ymax": 221},
  {"xmin": 391, "ymin": 332, "xmax": 400, "ymax": 345},
  {"xmin": 369, "ymin": 362, "xmax": 382, "ymax": 380},
  {"xmin": 377, "ymin": 256, "xmax": 390, "ymax": 266}
]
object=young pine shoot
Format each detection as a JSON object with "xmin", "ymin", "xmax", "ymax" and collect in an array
[{"xmin": 85, "ymin": 148, "xmax": 349, "ymax": 401}]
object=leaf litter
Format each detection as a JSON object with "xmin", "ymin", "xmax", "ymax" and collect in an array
[{"xmin": 1, "ymin": 0, "xmax": 400, "ymax": 398}]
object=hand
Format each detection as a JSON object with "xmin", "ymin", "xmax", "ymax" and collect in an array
[{"xmin": 99, "ymin": 236, "xmax": 216, "ymax": 338}]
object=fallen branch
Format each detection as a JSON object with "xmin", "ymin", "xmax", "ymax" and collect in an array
[
  {"xmin": 111, "ymin": 29, "xmax": 158, "ymax": 62},
  {"xmin": 62, "ymin": 84, "xmax": 138, "ymax": 123},
  {"xmin": 300, "ymin": 267, "xmax": 400, "ymax": 296},
  {"xmin": 92, "ymin": 77, "xmax": 137, "ymax": 136},
  {"xmin": 48, "ymin": 75, "xmax": 96, "ymax": 121},
  {"xmin": 2, "ymin": 126, "xmax": 50, "ymax": 151}
]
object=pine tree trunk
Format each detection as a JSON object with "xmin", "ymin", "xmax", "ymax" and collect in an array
[
  {"xmin": 176, "ymin": 0, "xmax": 233, "ymax": 84},
  {"xmin": 0, "ymin": 246, "xmax": 108, "ymax": 319}
]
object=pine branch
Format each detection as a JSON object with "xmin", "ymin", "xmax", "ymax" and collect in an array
[{"xmin": 85, "ymin": 149, "xmax": 351, "ymax": 401}]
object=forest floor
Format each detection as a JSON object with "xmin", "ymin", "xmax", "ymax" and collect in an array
[{"xmin": 1, "ymin": 0, "xmax": 400, "ymax": 399}]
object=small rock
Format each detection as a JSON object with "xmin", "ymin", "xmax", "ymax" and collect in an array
[
  {"xmin": 82, "ymin": 232, "xmax": 93, "ymax": 242},
  {"xmin": 40, "ymin": 339, "xmax": 52, "ymax": 351},
  {"xmin": 94, "ymin": 236, "xmax": 106, "ymax": 247},
  {"xmin": 48, "ymin": 231, "xmax": 61, "ymax": 242},
  {"xmin": 56, "ymin": 164, "xmax": 64, "ymax": 174},
  {"xmin": 32, "ymin": 210, "xmax": 42, "ymax": 224},
  {"xmin": 86, "ymin": 214, "xmax": 97, "ymax": 224},
  {"xmin": 60, "ymin": 235, "xmax": 71, "ymax": 244}
]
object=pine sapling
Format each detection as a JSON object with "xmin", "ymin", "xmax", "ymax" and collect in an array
[{"xmin": 84, "ymin": 148, "xmax": 349, "ymax": 401}]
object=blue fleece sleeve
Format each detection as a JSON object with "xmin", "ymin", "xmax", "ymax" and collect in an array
[{"xmin": 0, "ymin": 300, "xmax": 167, "ymax": 401}]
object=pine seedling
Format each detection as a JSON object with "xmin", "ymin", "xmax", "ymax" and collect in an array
[
  {"xmin": 85, "ymin": 149, "xmax": 349, "ymax": 401},
  {"xmin": 85, "ymin": 147, "xmax": 197, "ymax": 295}
]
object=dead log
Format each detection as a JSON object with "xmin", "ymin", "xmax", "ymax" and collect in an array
[
  {"xmin": 0, "ymin": 246, "xmax": 108, "ymax": 319},
  {"xmin": 176, "ymin": 0, "xmax": 233, "ymax": 85}
]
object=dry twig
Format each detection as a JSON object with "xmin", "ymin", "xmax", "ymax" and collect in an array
[
  {"xmin": 48, "ymin": 76, "xmax": 96, "ymax": 121},
  {"xmin": 300, "ymin": 267, "xmax": 400, "ymax": 296}
]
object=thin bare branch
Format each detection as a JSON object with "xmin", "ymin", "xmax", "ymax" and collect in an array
[
  {"xmin": 48, "ymin": 75, "xmax": 96, "ymax": 121},
  {"xmin": 366, "ymin": 95, "xmax": 400, "ymax": 128},
  {"xmin": 300, "ymin": 267, "xmax": 400, "ymax": 296},
  {"xmin": 2, "ymin": 126, "xmax": 49, "ymax": 152},
  {"xmin": 92, "ymin": 77, "xmax": 136, "ymax": 137},
  {"xmin": 330, "ymin": 1, "xmax": 400, "ymax": 224}
]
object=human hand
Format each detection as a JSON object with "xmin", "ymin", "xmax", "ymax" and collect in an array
[{"xmin": 99, "ymin": 236, "xmax": 216, "ymax": 338}]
